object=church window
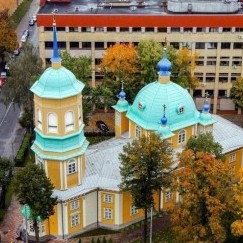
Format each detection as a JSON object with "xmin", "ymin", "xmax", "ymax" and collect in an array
[
  {"xmin": 104, "ymin": 194, "xmax": 112, "ymax": 203},
  {"xmin": 131, "ymin": 205, "xmax": 138, "ymax": 215},
  {"xmin": 104, "ymin": 208, "xmax": 112, "ymax": 219},
  {"xmin": 37, "ymin": 109, "xmax": 42, "ymax": 129},
  {"xmin": 135, "ymin": 125, "xmax": 141, "ymax": 138},
  {"xmin": 78, "ymin": 105, "xmax": 82, "ymax": 126},
  {"xmin": 71, "ymin": 214, "xmax": 79, "ymax": 227},
  {"xmin": 48, "ymin": 113, "xmax": 58, "ymax": 133},
  {"xmin": 115, "ymin": 112, "xmax": 120, "ymax": 125},
  {"xmin": 178, "ymin": 130, "xmax": 186, "ymax": 144},
  {"xmin": 67, "ymin": 159, "xmax": 77, "ymax": 174},
  {"xmin": 65, "ymin": 111, "xmax": 74, "ymax": 132},
  {"xmin": 165, "ymin": 191, "xmax": 173, "ymax": 202},
  {"xmin": 177, "ymin": 105, "xmax": 185, "ymax": 114},
  {"xmin": 229, "ymin": 153, "xmax": 236, "ymax": 163},
  {"xmin": 71, "ymin": 200, "xmax": 79, "ymax": 210}
]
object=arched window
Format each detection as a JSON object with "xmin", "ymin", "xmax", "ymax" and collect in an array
[
  {"xmin": 36, "ymin": 109, "xmax": 42, "ymax": 129},
  {"xmin": 135, "ymin": 125, "xmax": 141, "ymax": 139},
  {"xmin": 78, "ymin": 105, "xmax": 82, "ymax": 126},
  {"xmin": 178, "ymin": 129, "xmax": 186, "ymax": 144},
  {"xmin": 48, "ymin": 113, "xmax": 58, "ymax": 133},
  {"xmin": 65, "ymin": 111, "xmax": 74, "ymax": 132},
  {"xmin": 67, "ymin": 159, "xmax": 77, "ymax": 174}
]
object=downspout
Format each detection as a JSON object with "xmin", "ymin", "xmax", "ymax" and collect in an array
[
  {"xmin": 97, "ymin": 187, "xmax": 99, "ymax": 228},
  {"xmin": 61, "ymin": 201, "xmax": 64, "ymax": 239}
]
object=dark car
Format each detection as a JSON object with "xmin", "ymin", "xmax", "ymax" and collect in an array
[
  {"xmin": 29, "ymin": 17, "xmax": 35, "ymax": 26},
  {"xmin": 96, "ymin": 120, "xmax": 109, "ymax": 133}
]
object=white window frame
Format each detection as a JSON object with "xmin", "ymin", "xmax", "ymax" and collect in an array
[
  {"xmin": 48, "ymin": 113, "xmax": 58, "ymax": 133},
  {"xmin": 178, "ymin": 129, "xmax": 186, "ymax": 144},
  {"xmin": 104, "ymin": 208, "xmax": 112, "ymax": 219},
  {"xmin": 67, "ymin": 159, "xmax": 77, "ymax": 174},
  {"xmin": 65, "ymin": 111, "xmax": 74, "ymax": 132},
  {"xmin": 130, "ymin": 205, "xmax": 138, "ymax": 216},
  {"xmin": 71, "ymin": 214, "xmax": 79, "ymax": 227},
  {"xmin": 135, "ymin": 125, "xmax": 141, "ymax": 139},
  {"xmin": 71, "ymin": 200, "xmax": 79, "ymax": 210},
  {"xmin": 104, "ymin": 194, "xmax": 112, "ymax": 203},
  {"xmin": 229, "ymin": 153, "xmax": 236, "ymax": 163},
  {"xmin": 165, "ymin": 191, "xmax": 173, "ymax": 202},
  {"xmin": 37, "ymin": 109, "xmax": 42, "ymax": 129}
]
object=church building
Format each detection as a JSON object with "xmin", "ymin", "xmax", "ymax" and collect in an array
[{"xmin": 26, "ymin": 16, "xmax": 243, "ymax": 240}]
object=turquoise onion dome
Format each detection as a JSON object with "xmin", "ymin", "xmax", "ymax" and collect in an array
[
  {"xmin": 157, "ymin": 50, "xmax": 172, "ymax": 76},
  {"xmin": 157, "ymin": 125, "xmax": 175, "ymax": 139},
  {"xmin": 161, "ymin": 114, "xmax": 168, "ymax": 126},
  {"xmin": 112, "ymin": 87, "xmax": 129, "ymax": 112}
]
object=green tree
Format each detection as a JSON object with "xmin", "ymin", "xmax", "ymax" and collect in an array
[
  {"xmin": 137, "ymin": 40, "xmax": 163, "ymax": 83},
  {"xmin": 0, "ymin": 156, "xmax": 13, "ymax": 209},
  {"xmin": 230, "ymin": 77, "xmax": 243, "ymax": 108},
  {"xmin": 119, "ymin": 133, "xmax": 173, "ymax": 243},
  {"xmin": 0, "ymin": 9, "xmax": 17, "ymax": 59},
  {"xmin": 185, "ymin": 132, "xmax": 225, "ymax": 160},
  {"xmin": 171, "ymin": 150, "xmax": 231, "ymax": 243},
  {"xmin": 14, "ymin": 164, "xmax": 57, "ymax": 243},
  {"xmin": 2, "ymin": 43, "xmax": 43, "ymax": 133}
]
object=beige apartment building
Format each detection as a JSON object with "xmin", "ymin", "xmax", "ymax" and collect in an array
[{"xmin": 36, "ymin": 0, "xmax": 243, "ymax": 113}]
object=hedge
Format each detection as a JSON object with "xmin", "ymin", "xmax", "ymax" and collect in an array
[{"xmin": 15, "ymin": 133, "xmax": 31, "ymax": 166}]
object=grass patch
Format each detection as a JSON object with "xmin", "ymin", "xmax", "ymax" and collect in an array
[
  {"xmin": 0, "ymin": 179, "xmax": 15, "ymax": 222},
  {"xmin": 76, "ymin": 228, "xmax": 121, "ymax": 238},
  {"xmin": 10, "ymin": 0, "xmax": 33, "ymax": 29},
  {"xmin": 87, "ymin": 136, "xmax": 113, "ymax": 145},
  {"xmin": 153, "ymin": 227, "xmax": 175, "ymax": 243}
]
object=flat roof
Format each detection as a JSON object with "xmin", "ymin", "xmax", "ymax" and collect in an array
[{"xmin": 39, "ymin": 0, "xmax": 243, "ymax": 15}]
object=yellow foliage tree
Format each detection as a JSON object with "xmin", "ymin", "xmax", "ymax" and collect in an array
[
  {"xmin": 229, "ymin": 169, "xmax": 243, "ymax": 236},
  {"xmin": 171, "ymin": 150, "xmax": 231, "ymax": 243}
]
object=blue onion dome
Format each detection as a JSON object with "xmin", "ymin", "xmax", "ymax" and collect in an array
[
  {"xmin": 157, "ymin": 49, "xmax": 172, "ymax": 76},
  {"xmin": 118, "ymin": 89, "xmax": 126, "ymax": 99},
  {"xmin": 202, "ymin": 102, "xmax": 210, "ymax": 113},
  {"xmin": 161, "ymin": 114, "xmax": 168, "ymax": 126}
]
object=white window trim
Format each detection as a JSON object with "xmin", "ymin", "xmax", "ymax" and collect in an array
[
  {"xmin": 71, "ymin": 200, "xmax": 79, "ymax": 210},
  {"xmin": 37, "ymin": 109, "xmax": 42, "ymax": 129},
  {"xmin": 71, "ymin": 214, "xmax": 79, "ymax": 227},
  {"xmin": 135, "ymin": 125, "xmax": 141, "ymax": 139},
  {"xmin": 65, "ymin": 111, "xmax": 74, "ymax": 132},
  {"xmin": 165, "ymin": 191, "xmax": 173, "ymax": 202},
  {"xmin": 130, "ymin": 205, "xmax": 138, "ymax": 216},
  {"xmin": 178, "ymin": 129, "xmax": 186, "ymax": 144},
  {"xmin": 67, "ymin": 159, "xmax": 77, "ymax": 174},
  {"xmin": 104, "ymin": 194, "xmax": 112, "ymax": 203},
  {"xmin": 104, "ymin": 208, "xmax": 112, "ymax": 219},
  {"xmin": 48, "ymin": 113, "xmax": 58, "ymax": 133},
  {"xmin": 229, "ymin": 153, "xmax": 236, "ymax": 163}
]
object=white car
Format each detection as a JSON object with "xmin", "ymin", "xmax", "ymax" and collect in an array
[{"xmin": 21, "ymin": 35, "xmax": 27, "ymax": 42}]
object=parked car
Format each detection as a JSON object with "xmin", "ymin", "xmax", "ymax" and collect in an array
[
  {"xmin": 96, "ymin": 120, "xmax": 109, "ymax": 133},
  {"xmin": 13, "ymin": 48, "xmax": 21, "ymax": 57},
  {"xmin": 22, "ymin": 29, "xmax": 29, "ymax": 38},
  {"xmin": 32, "ymin": 15, "xmax": 37, "ymax": 23},
  {"xmin": 29, "ymin": 17, "xmax": 35, "ymax": 26},
  {"xmin": 0, "ymin": 72, "xmax": 7, "ymax": 88}
]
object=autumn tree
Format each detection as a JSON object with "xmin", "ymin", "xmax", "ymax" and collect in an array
[
  {"xmin": 2, "ymin": 43, "xmax": 43, "ymax": 133},
  {"xmin": 99, "ymin": 43, "xmax": 140, "ymax": 102},
  {"xmin": 185, "ymin": 132, "xmax": 225, "ymax": 160},
  {"xmin": 137, "ymin": 40, "xmax": 163, "ymax": 83},
  {"xmin": 14, "ymin": 164, "xmax": 57, "ymax": 243},
  {"xmin": 119, "ymin": 133, "xmax": 173, "ymax": 243},
  {"xmin": 230, "ymin": 77, "xmax": 243, "ymax": 113},
  {"xmin": 168, "ymin": 47, "xmax": 200, "ymax": 89},
  {"xmin": 0, "ymin": 9, "xmax": 17, "ymax": 59},
  {"xmin": 171, "ymin": 150, "xmax": 231, "ymax": 243},
  {"xmin": 0, "ymin": 156, "xmax": 13, "ymax": 209}
]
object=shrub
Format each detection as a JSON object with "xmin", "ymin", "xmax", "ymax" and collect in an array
[{"xmin": 15, "ymin": 133, "xmax": 30, "ymax": 166}]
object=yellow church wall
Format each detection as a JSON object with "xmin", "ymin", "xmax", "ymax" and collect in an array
[
  {"xmin": 129, "ymin": 121, "xmax": 145, "ymax": 139},
  {"xmin": 100, "ymin": 191, "xmax": 115, "ymax": 225},
  {"xmin": 67, "ymin": 172, "xmax": 79, "ymax": 188},
  {"xmin": 171, "ymin": 126, "xmax": 193, "ymax": 149},
  {"xmin": 121, "ymin": 113, "xmax": 129, "ymax": 134},
  {"xmin": 47, "ymin": 160, "xmax": 61, "ymax": 189},
  {"xmin": 48, "ymin": 205, "xmax": 58, "ymax": 235},
  {"xmin": 67, "ymin": 197, "xmax": 83, "ymax": 234},
  {"xmin": 122, "ymin": 192, "xmax": 143, "ymax": 224},
  {"xmin": 153, "ymin": 191, "xmax": 160, "ymax": 212},
  {"xmin": 226, "ymin": 148, "xmax": 243, "ymax": 180}
]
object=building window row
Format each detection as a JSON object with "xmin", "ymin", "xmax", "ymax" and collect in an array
[{"xmin": 44, "ymin": 26, "xmax": 243, "ymax": 34}]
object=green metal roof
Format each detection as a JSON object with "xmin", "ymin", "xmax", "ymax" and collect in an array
[
  {"xmin": 126, "ymin": 81, "xmax": 200, "ymax": 131},
  {"xmin": 31, "ymin": 140, "xmax": 89, "ymax": 161},
  {"xmin": 30, "ymin": 66, "xmax": 84, "ymax": 99},
  {"xmin": 157, "ymin": 125, "xmax": 175, "ymax": 139},
  {"xmin": 112, "ymin": 99, "xmax": 129, "ymax": 112}
]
